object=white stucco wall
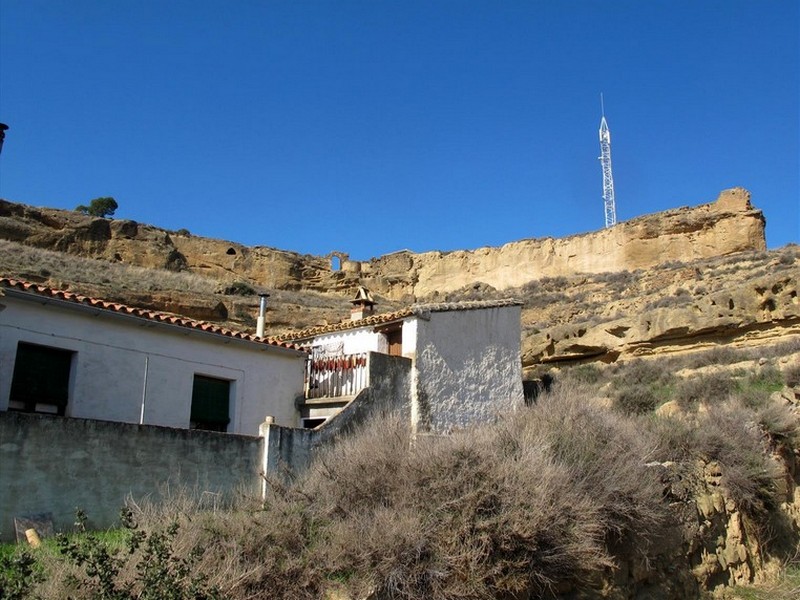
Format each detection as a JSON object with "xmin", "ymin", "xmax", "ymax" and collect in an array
[
  {"xmin": 0, "ymin": 294, "xmax": 306, "ymax": 434},
  {"xmin": 411, "ymin": 306, "xmax": 524, "ymax": 434},
  {"xmin": 310, "ymin": 328, "xmax": 388, "ymax": 355}
]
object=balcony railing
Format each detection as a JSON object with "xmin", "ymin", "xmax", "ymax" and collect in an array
[{"xmin": 305, "ymin": 349, "xmax": 368, "ymax": 399}]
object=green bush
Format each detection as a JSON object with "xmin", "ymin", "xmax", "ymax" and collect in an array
[
  {"xmin": 75, "ymin": 197, "xmax": 118, "ymax": 218},
  {"xmin": 0, "ymin": 551, "xmax": 42, "ymax": 600}
]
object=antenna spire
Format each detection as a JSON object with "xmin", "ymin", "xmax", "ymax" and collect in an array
[{"xmin": 598, "ymin": 94, "xmax": 616, "ymax": 228}]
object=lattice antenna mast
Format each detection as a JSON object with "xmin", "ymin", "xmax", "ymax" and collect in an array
[{"xmin": 598, "ymin": 94, "xmax": 616, "ymax": 228}]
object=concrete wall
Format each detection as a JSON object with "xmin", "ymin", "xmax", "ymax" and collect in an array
[
  {"xmin": 413, "ymin": 305, "xmax": 524, "ymax": 433},
  {"xmin": 262, "ymin": 352, "xmax": 413, "ymax": 476},
  {"xmin": 0, "ymin": 293, "xmax": 306, "ymax": 433},
  {"xmin": 0, "ymin": 411, "xmax": 263, "ymax": 541}
]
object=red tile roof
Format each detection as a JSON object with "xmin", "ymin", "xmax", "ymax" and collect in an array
[
  {"xmin": 0, "ymin": 278, "xmax": 302, "ymax": 352},
  {"xmin": 277, "ymin": 298, "xmax": 522, "ymax": 342}
]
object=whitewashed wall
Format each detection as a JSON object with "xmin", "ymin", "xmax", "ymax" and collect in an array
[
  {"xmin": 0, "ymin": 295, "xmax": 306, "ymax": 434},
  {"xmin": 411, "ymin": 306, "xmax": 524, "ymax": 433},
  {"xmin": 310, "ymin": 328, "xmax": 388, "ymax": 355}
]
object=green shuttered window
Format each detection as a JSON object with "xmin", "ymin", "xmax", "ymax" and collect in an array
[{"xmin": 190, "ymin": 375, "xmax": 230, "ymax": 432}]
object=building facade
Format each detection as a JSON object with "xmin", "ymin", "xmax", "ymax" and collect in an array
[{"xmin": 0, "ymin": 279, "xmax": 306, "ymax": 435}]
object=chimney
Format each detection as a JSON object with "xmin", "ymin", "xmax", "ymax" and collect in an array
[
  {"xmin": 350, "ymin": 286, "xmax": 375, "ymax": 321},
  {"xmin": 256, "ymin": 293, "xmax": 270, "ymax": 338}
]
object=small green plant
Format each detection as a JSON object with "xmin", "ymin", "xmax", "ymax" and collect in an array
[
  {"xmin": 53, "ymin": 509, "xmax": 219, "ymax": 600},
  {"xmin": 0, "ymin": 550, "xmax": 43, "ymax": 600}
]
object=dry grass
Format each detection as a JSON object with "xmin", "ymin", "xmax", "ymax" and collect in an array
[
  {"xmin": 0, "ymin": 239, "xmax": 215, "ymax": 294},
  {"xmin": 20, "ymin": 386, "xmax": 672, "ymax": 600}
]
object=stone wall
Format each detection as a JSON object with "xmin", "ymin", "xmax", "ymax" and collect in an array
[{"xmin": 0, "ymin": 412, "xmax": 263, "ymax": 541}]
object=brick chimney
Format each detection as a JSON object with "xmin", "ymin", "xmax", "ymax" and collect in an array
[{"xmin": 350, "ymin": 286, "xmax": 375, "ymax": 321}]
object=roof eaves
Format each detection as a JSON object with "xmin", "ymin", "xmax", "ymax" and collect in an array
[{"xmin": 0, "ymin": 278, "xmax": 304, "ymax": 353}]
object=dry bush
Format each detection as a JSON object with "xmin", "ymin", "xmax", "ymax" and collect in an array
[
  {"xmin": 558, "ymin": 363, "xmax": 607, "ymax": 386},
  {"xmin": 611, "ymin": 359, "xmax": 672, "ymax": 389},
  {"xmin": 675, "ymin": 371, "xmax": 736, "ymax": 408},
  {"xmin": 650, "ymin": 400, "xmax": 783, "ymax": 529},
  {"xmin": 785, "ymin": 362, "xmax": 800, "ymax": 388},
  {"xmin": 29, "ymin": 383, "xmax": 794, "ymax": 599},
  {"xmin": 699, "ymin": 402, "xmax": 782, "ymax": 522},
  {"xmin": 609, "ymin": 359, "xmax": 675, "ymax": 414},
  {"xmin": 615, "ymin": 384, "xmax": 661, "ymax": 415},
  {"xmin": 40, "ymin": 388, "xmax": 664, "ymax": 600}
]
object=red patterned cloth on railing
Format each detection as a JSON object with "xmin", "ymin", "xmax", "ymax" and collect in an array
[{"xmin": 305, "ymin": 349, "xmax": 368, "ymax": 399}]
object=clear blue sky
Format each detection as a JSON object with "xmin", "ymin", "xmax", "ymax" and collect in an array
[{"xmin": 0, "ymin": 1, "xmax": 797, "ymax": 260}]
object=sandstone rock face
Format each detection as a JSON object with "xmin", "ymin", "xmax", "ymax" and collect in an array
[
  {"xmin": 363, "ymin": 188, "xmax": 766, "ymax": 299},
  {"xmin": 525, "ymin": 269, "xmax": 799, "ymax": 366},
  {"xmin": 0, "ymin": 188, "xmax": 766, "ymax": 303}
]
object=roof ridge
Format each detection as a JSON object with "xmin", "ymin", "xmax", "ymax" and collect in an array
[{"xmin": 278, "ymin": 297, "xmax": 522, "ymax": 341}]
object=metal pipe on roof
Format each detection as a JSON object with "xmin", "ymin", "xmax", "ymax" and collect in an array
[{"xmin": 256, "ymin": 293, "xmax": 269, "ymax": 338}]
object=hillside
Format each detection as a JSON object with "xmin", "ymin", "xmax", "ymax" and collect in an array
[
  {"xmin": 1, "ymin": 192, "xmax": 799, "ymax": 599},
  {"xmin": 0, "ymin": 188, "xmax": 796, "ymax": 376}
]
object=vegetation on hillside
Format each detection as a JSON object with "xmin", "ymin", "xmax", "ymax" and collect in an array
[
  {"xmin": 3, "ymin": 353, "xmax": 798, "ymax": 599},
  {"xmin": 75, "ymin": 197, "xmax": 119, "ymax": 218}
]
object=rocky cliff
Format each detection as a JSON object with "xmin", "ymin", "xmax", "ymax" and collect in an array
[
  {"xmin": 363, "ymin": 187, "xmax": 766, "ymax": 299},
  {"xmin": 0, "ymin": 187, "xmax": 794, "ymax": 372},
  {"xmin": 0, "ymin": 187, "xmax": 766, "ymax": 302}
]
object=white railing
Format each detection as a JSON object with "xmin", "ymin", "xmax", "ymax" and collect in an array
[{"xmin": 305, "ymin": 349, "xmax": 368, "ymax": 399}]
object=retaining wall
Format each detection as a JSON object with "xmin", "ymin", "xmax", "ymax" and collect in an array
[{"xmin": 0, "ymin": 411, "xmax": 263, "ymax": 541}]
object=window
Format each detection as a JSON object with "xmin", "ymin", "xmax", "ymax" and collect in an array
[
  {"xmin": 190, "ymin": 375, "xmax": 230, "ymax": 432},
  {"xmin": 9, "ymin": 342, "xmax": 73, "ymax": 416}
]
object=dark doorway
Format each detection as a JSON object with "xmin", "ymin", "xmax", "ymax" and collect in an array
[{"xmin": 9, "ymin": 342, "xmax": 73, "ymax": 415}]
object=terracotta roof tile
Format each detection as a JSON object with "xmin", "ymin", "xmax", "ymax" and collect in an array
[
  {"xmin": 278, "ymin": 298, "xmax": 522, "ymax": 341},
  {"xmin": 0, "ymin": 277, "xmax": 302, "ymax": 351}
]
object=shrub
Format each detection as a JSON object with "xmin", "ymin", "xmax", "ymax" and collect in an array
[
  {"xmin": 75, "ymin": 197, "xmax": 118, "ymax": 218},
  {"xmin": 785, "ymin": 362, "xmax": 800, "ymax": 388},
  {"xmin": 0, "ymin": 551, "xmax": 42, "ymax": 600},
  {"xmin": 650, "ymin": 400, "xmax": 782, "ymax": 527},
  {"xmin": 756, "ymin": 400, "xmax": 799, "ymax": 445},
  {"xmin": 615, "ymin": 383, "xmax": 660, "ymax": 415},
  {"xmin": 734, "ymin": 366, "xmax": 785, "ymax": 408},
  {"xmin": 224, "ymin": 281, "xmax": 256, "ymax": 296},
  {"xmin": 560, "ymin": 364, "xmax": 605, "ymax": 386},
  {"xmin": 612, "ymin": 359, "xmax": 672, "ymax": 388},
  {"xmin": 676, "ymin": 371, "xmax": 735, "ymax": 408}
]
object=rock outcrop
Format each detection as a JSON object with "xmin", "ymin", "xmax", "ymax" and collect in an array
[
  {"xmin": 0, "ymin": 188, "xmax": 766, "ymax": 302},
  {"xmin": 0, "ymin": 187, "xmax": 793, "ymax": 368},
  {"xmin": 526, "ymin": 269, "xmax": 800, "ymax": 366},
  {"xmin": 360, "ymin": 188, "xmax": 765, "ymax": 299}
]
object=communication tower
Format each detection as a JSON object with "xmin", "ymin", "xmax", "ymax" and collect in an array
[{"xmin": 598, "ymin": 94, "xmax": 616, "ymax": 228}]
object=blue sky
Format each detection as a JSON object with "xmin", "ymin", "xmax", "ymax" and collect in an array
[{"xmin": 0, "ymin": 1, "xmax": 797, "ymax": 260}]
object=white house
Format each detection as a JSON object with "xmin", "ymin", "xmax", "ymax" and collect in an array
[
  {"xmin": 281, "ymin": 289, "xmax": 525, "ymax": 434},
  {"xmin": 0, "ymin": 278, "xmax": 307, "ymax": 435}
]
